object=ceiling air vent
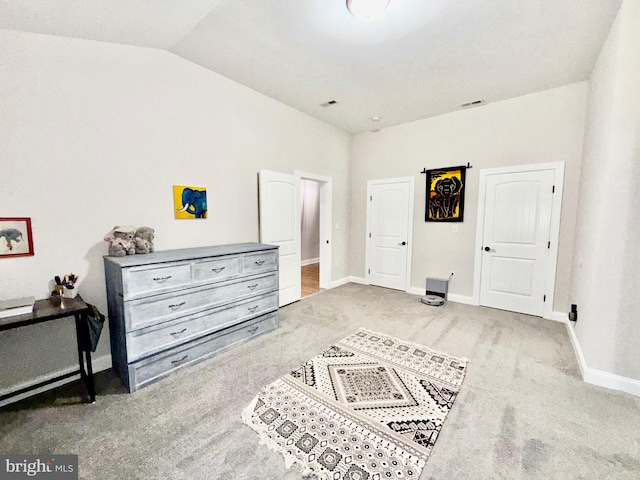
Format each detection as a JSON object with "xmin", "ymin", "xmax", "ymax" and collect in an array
[
  {"xmin": 460, "ymin": 99, "xmax": 485, "ymax": 108},
  {"xmin": 320, "ymin": 100, "xmax": 338, "ymax": 108}
]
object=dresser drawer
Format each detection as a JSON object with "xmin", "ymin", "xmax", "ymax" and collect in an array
[
  {"xmin": 126, "ymin": 293, "xmax": 278, "ymax": 361},
  {"xmin": 242, "ymin": 251, "xmax": 277, "ymax": 273},
  {"xmin": 127, "ymin": 313, "xmax": 279, "ymax": 391},
  {"xmin": 123, "ymin": 263, "xmax": 191, "ymax": 298},
  {"xmin": 125, "ymin": 273, "xmax": 278, "ymax": 330},
  {"xmin": 193, "ymin": 255, "xmax": 241, "ymax": 283}
]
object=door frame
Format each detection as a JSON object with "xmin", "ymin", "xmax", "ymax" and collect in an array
[
  {"xmin": 365, "ymin": 176, "xmax": 415, "ymax": 292},
  {"xmin": 295, "ymin": 170, "xmax": 332, "ymax": 290},
  {"xmin": 472, "ymin": 162, "xmax": 565, "ymax": 319}
]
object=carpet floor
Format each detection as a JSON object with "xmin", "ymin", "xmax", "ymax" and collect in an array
[{"xmin": 1, "ymin": 283, "xmax": 639, "ymax": 479}]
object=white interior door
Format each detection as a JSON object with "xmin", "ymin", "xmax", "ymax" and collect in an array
[
  {"xmin": 479, "ymin": 169, "xmax": 555, "ymax": 316},
  {"xmin": 259, "ymin": 169, "xmax": 301, "ymax": 307},
  {"xmin": 367, "ymin": 178, "xmax": 414, "ymax": 291}
]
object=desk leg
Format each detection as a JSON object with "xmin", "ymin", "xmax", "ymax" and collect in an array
[
  {"xmin": 85, "ymin": 348, "xmax": 95, "ymax": 402},
  {"xmin": 74, "ymin": 312, "xmax": 96, "ymax": 403}
]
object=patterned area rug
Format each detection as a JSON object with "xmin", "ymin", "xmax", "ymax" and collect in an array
[{"xmin": 242, "ymin": 328, "xmax": 468, "ymax": 479}]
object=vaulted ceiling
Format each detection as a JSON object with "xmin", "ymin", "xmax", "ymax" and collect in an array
[{"xmin": 0, "ymin": 0, "xmax": 623, "ymax": 133}]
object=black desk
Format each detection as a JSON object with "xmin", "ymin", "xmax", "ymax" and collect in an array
[{"xmin": 0, "ymin": 296, "xmax": 96, "ymax": 404}]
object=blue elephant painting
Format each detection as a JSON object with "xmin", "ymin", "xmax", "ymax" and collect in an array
[
  {"xmin": 0, "ymin": 228, "xmax": 24, "ymax": 250},
  {"xmin": 174, "ymin": 186, "xmax": 208, "ymax": 219},
  {"xmin": 0, "ymin": 217, "xmax": 34, "ymax": 257}
]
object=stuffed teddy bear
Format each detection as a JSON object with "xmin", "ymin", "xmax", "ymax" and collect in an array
[
  {"xmin": 104, "ymin": 226, "xmax": 136, "ymax": 256},
  {"xmin": 134, "ymin": 227, "xmax": 155, "ymax": 254}
]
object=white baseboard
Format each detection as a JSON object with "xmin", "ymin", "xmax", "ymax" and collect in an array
[
  {"xmin": 301, "ymin": 258, "xmax": 320, "ymax": 267},
  {"xmin": 583, "ymin": 368, "xmax": 640, "ymax": 397},
  {"xmin": 565, "ymin": 319, "xmax": 587, "ymax": 378},
  {"xmin": 407, "ymin": 286, "xmax": 423, "ymax": 296},
  {"xmin": 565, "ymin": 320, "xmax": 640, "ymax": 397},
  {"xmin": 447, "ymin": 294, "xmax": 476, "ymax": 305},
  {"xmin": 0, "ymin": 354, "xmax": 112, "ymax": 407},
  {"xmin": 329, "ymin": 277, "xmax": 350, "ymax": 288},
  {"xmin": 545, "ymin": 311, "xmax": 568, "ymax": 322},
  {"xmin": 329, "ymin": 276, "xmax": 368, "ymax": 289}
]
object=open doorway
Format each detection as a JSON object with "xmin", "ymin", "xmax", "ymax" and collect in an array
[
  {"xmin": 296, "ymin": 171, "xmax": 332, "ymax": 297},
  {"xmin": 301, "ymin": 179, "xmax": 321, "ymax": 297}
]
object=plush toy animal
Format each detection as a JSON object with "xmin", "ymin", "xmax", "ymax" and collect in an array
[
  {"xmin": 103, "ymin": 226, "xmax": 136, "ymax": 256},
  {"xmin": 134, "ymin": 227, "xmax": 155, "ymax": 254}
]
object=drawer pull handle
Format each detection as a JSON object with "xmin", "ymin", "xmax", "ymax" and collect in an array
[
  {"xmin": 170, "ymin": 328, "xmax": 187, "ymax": 337},
  {"xmin": 168, "ymin": 301, "xmax": 186, "ymax": 309},
  {"xmin": 248, "ymin": 305, "xmax": 259, "ymax": 312},
  {"xmin": 248, "ymin": 326, "xmax": 259, "ymax": 334},
  {"xmin": 254, "ymin": 260, "xmax": 266, "ymax": 266},
  {"xmin": 247, "ymin": 284, "xmax": 259, "ymax": 290},
  {"xmin": 211, "ymin": 267, "xmax": 226, "ymax": 273},
  {"xmin": 171, "ymin": 355, "xmax": 188, "ymax": 365},
  {"xmin": 153, "ymin": 275, "xmax": 173, "ymax": 282}
]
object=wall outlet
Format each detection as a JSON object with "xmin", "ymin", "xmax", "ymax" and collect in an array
[{"xmin": 569, "ymin": 304, "xmax": 578, "ymax": 322}]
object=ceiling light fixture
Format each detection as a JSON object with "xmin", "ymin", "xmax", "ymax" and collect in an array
[{"xmin": 346, "ymin": 0, "xmax": 390, "ymax": 21}]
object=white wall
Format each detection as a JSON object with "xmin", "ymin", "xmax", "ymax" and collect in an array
[
  {"xmin": 300, "ymin": 179, "xmax": 320, "ymax": 263},
  {"xmin": 0, "ymin": 30, "xmax": 351, "ymax": 395},
  {"xmin": 350, "ymin": 82, "xmax": 588, "ymax": 312},
  {"xmin": 570, "ymin": 0, "xmax": 640, "ymax": 380}
]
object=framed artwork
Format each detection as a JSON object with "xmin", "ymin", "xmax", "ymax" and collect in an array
[
  {"xmin": 0, "ymin": 217, "xmax": 34, "ymax": 258},
  {"xmin": 425, "ymin": 166, "xmax": 466, "ymax": 222},
  {"xmin": 173, "ymin": 185, "xmax": 208, "ymax": 219}
]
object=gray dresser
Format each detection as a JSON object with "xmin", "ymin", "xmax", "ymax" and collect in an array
[{"xmin": 104, "ymin": 243, "xmax": 279, "ymax": 392}]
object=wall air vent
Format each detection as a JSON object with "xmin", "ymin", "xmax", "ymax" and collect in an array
[
  {"xmin": 320, "ymin": 100, "xmax": 338, "ymax": 107},
  {"xmin": 460, "ymin": 99, "xmax": 485, "ymax": 108}
]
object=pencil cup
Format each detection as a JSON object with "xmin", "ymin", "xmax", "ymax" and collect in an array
[{"xmin": 63, "ymin": 287, "xmax": 78, "ymax": 299}]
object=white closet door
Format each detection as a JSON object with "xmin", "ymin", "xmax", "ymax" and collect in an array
[
  {"xmin": 480, "ymin": 169, "xmax": 555, "ymax": 316},
  {"xmin": 368, "ymin": 178, "xmax": 413, "ymax": 291}
]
